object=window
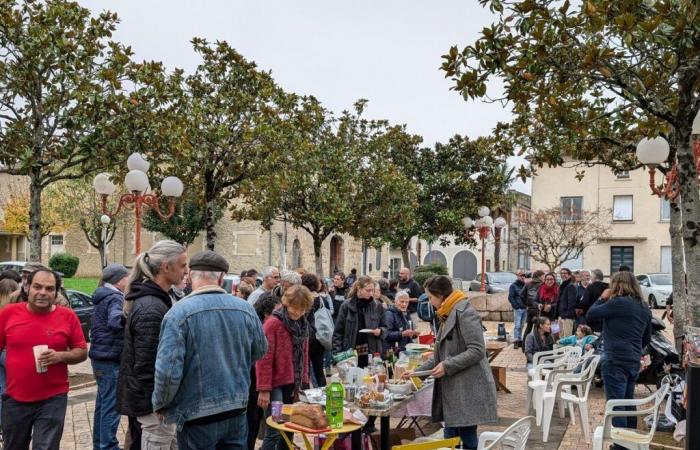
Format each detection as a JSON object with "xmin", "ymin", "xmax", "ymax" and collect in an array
[
  {"xmin": 610, "ymin": 246, "xmax": 634, "ymax": 274},
  {"xmin": 389, "ymin": 258, "xmax": 401, "ymax": 280},
  {"xmin": 486, "ymin": 259, "xmax": 492, "ymax": 272},
  {"xmin": 560, "ymin": 197, "xmax": 583, "ymax": 221},
  {"xmin": 613, "ymin": 195, "xmax": 633, "ymax": 221},
  {"xmin": 660, "ymin": 246, "xmax": 672, "ymax": 273},
  {"xmin": 660, "ymin": 198, "xmax": 671, "ymax": 221},
  {"xmin": 615, "ymin": 170, "xmax": 630, "ymax": 179},
  {"xmin": 375, "ymin": 248, "xmax": 381, "ymax": 271},
  {"xmin": 50, "ymin": 235, "xmax": 64, "ymax": 246},
  {"xmin": 517, "ymin": 244, "xmax": 531, "ymax": 269}
]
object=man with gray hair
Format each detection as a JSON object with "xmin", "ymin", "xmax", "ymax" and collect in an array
[
  {"xmin": 152, "ymin": 250, "xmax": 267, "ymax": 449},
  {"xmin": 580, "ymin": 269, "xmax": 609, "ymax": 326},
  {"xmin": 279, "ymin": 270, "xmax": 302, "ymax": 291},
  {"xmin": 247, "ymin": 266, "xmax": 280, "ymax": 306}
]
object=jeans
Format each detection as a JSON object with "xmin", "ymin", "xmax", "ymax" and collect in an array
[
  {"xmin": 92, "ymin": 359, "xmax": 121, "ymax": 450},
  {"xmin": 444, "ymin": 425, "xmax": 478, "ymax": 450},
  {"xmin": 1, "ymin": 393, "xmax": 68, "ymax": 450},
  {"xmin": 138, "ymin": 412, "xmax": 177, "ymax": 450},
  {"xmin": 260, "ymin": 385, "xmax": 294, "ymax": 450},
  {"xmin": 512, "ymin": 309, "xmax": 527, "ymax": 342},
  {"xmin": 601, "ymin": 360, "xmax": 639, "ymax": 429},
  {"xmin": 178, "ymin": 410, "xmax": 247, "ymax": 450}
]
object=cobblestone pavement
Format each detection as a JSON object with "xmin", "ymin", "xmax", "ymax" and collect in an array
[{"xmin": 60, "ymin": 311, "xmax": 680, "ymax": 449}]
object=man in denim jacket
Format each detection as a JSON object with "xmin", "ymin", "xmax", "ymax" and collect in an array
[{"xmin": 152, "ymin": 251, "xmax": 267, "ymax": 449}]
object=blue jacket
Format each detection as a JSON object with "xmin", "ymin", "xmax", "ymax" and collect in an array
[
  {"xmin": 586, "ymin": 296, "xmax": 651, "ymax": 366},
  {"xmin": 384, "ymin": 306, "xmax": 412, "ymax": 353},
  {"xmin": 151, "ymin": 286, "xmax": 268, "ymax": 429},
  {"xmin": 508, "ymin": 280, "xmax": 526, "ymax": 310},
  {"xmin": 89, "ymin": 285, "xmax": 125, "ymax": 362}
]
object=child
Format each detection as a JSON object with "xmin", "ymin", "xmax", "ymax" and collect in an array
[{"xmin": 558, "ymin": 324, "xmax": 597, "ymax": 351}]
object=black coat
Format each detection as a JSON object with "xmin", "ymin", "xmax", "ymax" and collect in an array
[
  {"xmin": 332, "ymin": 296, "xmax": 387, "ymax": 355},
  {"xmin": 580, "ymin": 281, "xmax": 609, "ymax": 312},
  {"xmin": 519, "ymin": 281, "xmax": 543, "ymax": 315},
  {"xmin": 117, "ymin": 280, "xmax": 172, "ymax": 417},
  {"xmin": 559, "ymin": 283, "xmax": 584, "ymax": 320},
  {"xmin": 384, "ymin": 306, "xmax": 412, "ymax": 352}
]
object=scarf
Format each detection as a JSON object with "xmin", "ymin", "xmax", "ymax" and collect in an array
[
  {"xmin": 273, "ymin": 307, "xmax": 309, "ymax": 393},
  {"xmin": 539, "ymin": 283, "xmax": 559, "ymax": 305},
  {"xmin": 436, "ymin": 290, "xmax": 467, "ymax": 321}
]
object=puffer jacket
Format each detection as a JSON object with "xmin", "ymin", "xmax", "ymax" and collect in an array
[
  {"xmin": 117, "ymin": 280, "xmax": 172, "ymax": 417},
  {"xmin": 88, "ymin": 286, "xmax": 125, "ymax": 362},
  {"xmin": 384, "ymin": 306, "xmax": 412, "ymax": 353},
  {"xmin": 332, "ymin": 296, "xmax": 386, "ymax": 355}
]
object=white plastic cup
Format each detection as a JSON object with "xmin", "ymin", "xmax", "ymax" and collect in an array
[{"xmin": 33, "ymin": 345, "xmax": 49, "ymax": 373}]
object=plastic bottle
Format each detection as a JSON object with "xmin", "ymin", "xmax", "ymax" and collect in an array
[{"xmin": 326, "ymin": 376, "xmax": 345, "ymax": 429}]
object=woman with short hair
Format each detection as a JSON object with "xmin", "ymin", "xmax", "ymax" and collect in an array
[{"xmin": 384, "ymin": 291, "xmax": 418, "ymax": 353}]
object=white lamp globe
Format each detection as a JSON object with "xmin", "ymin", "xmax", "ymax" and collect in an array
[
  {"xmin": 478, "ymin": 206, "xmax": 490, "ymax": 217},
  {"xmin": 693, "ymin": 110, "xmax": 700, "ymax": 135},
  {"xmin": 93, "ymin": 173, "xmax": 116, "ymax": 195},
  {"xmin": 126, "ymin": 153, "xmax": 150, "ymax": 173},
  {"xmin": 100, "ymin": 214, "xmax": 111, "ymax": 225},
  {"xmin": 161, "ymin": 176, "xmax": 184, "ymax": 198},
  {"xmin": 462, "ymin": 217, "xmax": 474, "ymax": 228},
  {"xmin": 494, "ymin": 217, "xmax": 507, "ymax": 228},
  {"xmin": 480, "ymin": 216, "xmax": 494, "ymax": 228},
  {"xmin": 124, "ymin": 170, "xmax": 149, "ymax": 193},
  {"xmin": 636, "ymin": 137, "xmax": 669, "ymax": 165}
]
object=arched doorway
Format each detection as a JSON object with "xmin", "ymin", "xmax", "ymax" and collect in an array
[
  {"xmin": 423, "ymin": 250, "xmax": 447, "ymax": 267},
  {"xmin": 409, "ymin": 252, "xmax": 418, "ymax": 269},
  {"xmin": 329, "ymin": 235, "xmax": 344, "ymax": 276},
  {"xmin": 291, "ymin": 239, "xmax": 302, "ymax": 269},
  {"xmin": 453, "ymin": 250, "xmax": 478, "ymax": 281}
]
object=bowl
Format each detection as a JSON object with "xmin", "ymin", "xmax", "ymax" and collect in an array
[{"xmin": 386, "ymin": 381, "xmax": 412, "ymax": 396}]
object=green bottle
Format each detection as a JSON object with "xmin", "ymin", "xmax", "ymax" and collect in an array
[{"xmin": 326, "ymin": 376, "xmax": 345, "ymax": 429}]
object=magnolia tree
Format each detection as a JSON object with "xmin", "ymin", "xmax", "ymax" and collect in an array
[
  {"xmin": 520, "ymin": 207, "xmax": 611, "ymax": 272},
  {"xmin": 441, "ymin": 0, "xmax": 700, "ymax": 332}
]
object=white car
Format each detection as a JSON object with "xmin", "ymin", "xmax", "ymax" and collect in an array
[
  {"xmin": 636, "ymin": 273, "xmax": 672, "ymax": 308},
  {"xmin": 0, "ymin": 261, "xmax": 26, "ymax": 272}
]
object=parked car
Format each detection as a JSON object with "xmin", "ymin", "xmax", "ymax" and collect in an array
[
  {"xmin": 0, "ymin": 261, "xmax": 26, "ymax": 272},
  {"xmin": 636, "ymin": 273, "xmax": 672, "ymax": 308},
  {"xmin": 469, "ymin": 272, "xmax": 517, "ymax": 293},
  {"xmin": 66, "ymin": 289, "xmax": 94, "ymax": 342}
]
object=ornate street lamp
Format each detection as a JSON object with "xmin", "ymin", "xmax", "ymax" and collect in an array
[
  {"xmin": 93, "ymin": 153, "xmax": 183, "ymax": 255},
  {"xmin": 463, "ymin": 207, "xmax": 506, "ymax": 293},
  {"xmin": 99, "ymin": 214, "xmax": 111, "ymax": 269},
  {"xmin": 636, "ymin": 111, "xmax": 700, "ymax": 200}
]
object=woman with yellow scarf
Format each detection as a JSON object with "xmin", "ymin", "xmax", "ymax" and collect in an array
[{"xmin": 406, "ymin": 275, "xmax": 497, "ymax": 449}]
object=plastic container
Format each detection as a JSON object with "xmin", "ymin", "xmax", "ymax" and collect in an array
[{"xmin": 326, "ymin": 377, "xmax": 345, "ymax": 429}]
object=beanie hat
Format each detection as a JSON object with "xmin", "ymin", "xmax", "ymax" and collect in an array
[{"xmin": 102, "ymin": 264, "xmax": 129, "ymax": 285}]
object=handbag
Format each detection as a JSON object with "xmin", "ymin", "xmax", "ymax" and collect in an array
[{"xmin": 314, "ymin": 298, "xmax": 335, "ymax": 350}]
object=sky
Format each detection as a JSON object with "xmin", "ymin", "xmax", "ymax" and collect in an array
[{"xmin": 81, "ymin": 0, "xmax": 529, "ymax": 192}]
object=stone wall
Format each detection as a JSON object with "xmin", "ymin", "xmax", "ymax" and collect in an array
[{"xmin": 469, "ymin": 292, "xmax": 514, "ymax": 322}]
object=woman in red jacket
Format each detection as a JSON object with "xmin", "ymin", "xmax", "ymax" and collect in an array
[{"xmin": 257, "ymin": 285, "xmax": 314, "ymax": 450}]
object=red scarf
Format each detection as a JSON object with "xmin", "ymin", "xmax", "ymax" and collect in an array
[{"xmin": 539, "ymin": 283, "xmax": 559, "ymax": 305}]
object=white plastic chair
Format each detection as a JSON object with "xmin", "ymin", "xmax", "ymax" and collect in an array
[
  {"xmin": 592, "ymin": 383, "xmax": 670, "ymax": 450},
  {"xmin": 525, "ymin": 346, "xmax": 581, "ymax": 417},
  {"xmin": 541, "ymin": 355, "xmax": 600, "ymax": 443},
  {"xmin": 476, "ymin": 416, "xmax": 534, "ymax": 450}
]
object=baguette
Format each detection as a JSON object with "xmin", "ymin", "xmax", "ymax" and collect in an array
[{"xmin": 290, "ymin": 404, "xmax": 328, "ymax": 429}]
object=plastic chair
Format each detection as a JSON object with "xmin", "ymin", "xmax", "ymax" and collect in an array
[
  {"xmin": 525, "ymin": 346, "xmax": 581, "ymax": 416},
  {"xmin": 540, "ymin": 355, "xmax": 600, "ymax": 443},
  {"xmin": 592, "ymin": 383, "xmax": 670, "ymax": 450},
  {"xmin": 392, "ymin": 437, "xmax": 461, "ymax": 450},
  {"xmin": 476, "ymin": 416, "xmax": 534, "ymax": 450}
]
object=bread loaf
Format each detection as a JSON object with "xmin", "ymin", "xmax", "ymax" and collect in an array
[{"xmin": 290, "ymin": 404, "xmax": 328, "ymax": 429}]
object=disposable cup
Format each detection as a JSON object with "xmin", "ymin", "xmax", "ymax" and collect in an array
[{"xmin": 33, "ymin": 345, "xmax": 49, "ymax": 374}]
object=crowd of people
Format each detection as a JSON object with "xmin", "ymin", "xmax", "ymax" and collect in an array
[{"xmin": 0, "ymin": 241, "xmax": 660, "ymax": 450}]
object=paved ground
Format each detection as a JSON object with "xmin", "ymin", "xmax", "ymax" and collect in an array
[{"xmin": 61, "ymin": 310, "xmax": 683, "ymax": 449}]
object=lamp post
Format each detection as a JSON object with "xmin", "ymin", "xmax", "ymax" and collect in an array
[
  {"xmin": 100, "ymin": 214, "xmax": 111, "ymax": 269},
  {"xmin": 463, "ymin": 207, "xmax": 506, "ymax": 293},
  {"xmin": 636, "ymin": 111, "xmax": 700, "ymax": 200},
  {"xmin": 93, "ymin": 153, "xmax": 183, "ymax": 255}
]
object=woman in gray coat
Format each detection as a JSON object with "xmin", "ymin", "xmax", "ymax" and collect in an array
[{"xmin": 406, "ymin": 275, "xmax": 497, "ymax": 449}]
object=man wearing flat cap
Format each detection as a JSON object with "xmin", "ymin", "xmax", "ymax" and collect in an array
[{"xmin": 152, "ymin": 251, "xmax": 267, "ymax": 448}]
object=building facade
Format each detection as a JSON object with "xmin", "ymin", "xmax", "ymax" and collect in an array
[{"xmin": 530, "ymin": 161, "xmax": 672, "ymax": 276}]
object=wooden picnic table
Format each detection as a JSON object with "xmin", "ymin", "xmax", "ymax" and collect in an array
[{"xmin": 486, "ymin": 339, "xmax": 511, "ymax": 393}]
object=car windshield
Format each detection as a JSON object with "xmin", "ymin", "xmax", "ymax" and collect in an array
[
  {"xmin": 650, "ymin": 274, "xmax": 672, "ymax": 286},
  {"xmin": 489, "ymin": 272, "xmax": 517, "ymax": 284}
]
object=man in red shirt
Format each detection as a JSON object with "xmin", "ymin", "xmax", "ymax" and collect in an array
[{"xmin": 0, "ymin": 269, "xmax": 87, "ymax": 450}]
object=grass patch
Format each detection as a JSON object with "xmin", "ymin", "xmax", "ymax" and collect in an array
[{"xmin": 63, "ymin": 277, "xmax": 99, "ymax": 294}]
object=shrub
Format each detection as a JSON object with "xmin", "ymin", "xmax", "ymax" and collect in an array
[
  {"xmin": 48, "ymin": 253, "xmax": 80, "ymax": 278},
  {"xmin": 413, "ymin": 271, "xmax": 436, "ymax": 287},
  {"xmin": 414, "ymin": 263, "xmax": 448, "ymax": 276}
]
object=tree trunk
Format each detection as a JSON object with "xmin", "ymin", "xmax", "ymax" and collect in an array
[
  {"xmin": 669, "ymin": 197, "xmax": 687, "ymax": 350},
  {"xmin": 313, "ymin": 235, "xmax": 323, "ymax": 276},
  {"xmin": 204, "ymin": 196, "xmax": 217, "ymax": 251},
  {"xmin": 28, "ymin": 169, "xmax": 43, "ymax": 262},
  {"xmin": 401, "ymin": 244, "xmax": 410, "ymax": 268},
  {"xmin": 494, "ymin": 227, "xmax": 502, "ymax": 272}
]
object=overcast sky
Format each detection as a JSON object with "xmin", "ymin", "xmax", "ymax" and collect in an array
[{"xmin": 81, "ymin": 0, "xmax": 529, "ymax": 192}]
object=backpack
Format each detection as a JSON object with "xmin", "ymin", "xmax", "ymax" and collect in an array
[
  {"xmin": 314, "ymin": 298, "xmax": 334, "ymax": 350},
  {"xmin": 416, "ymin": 293, "xmax": 435, "ymax": 322}
]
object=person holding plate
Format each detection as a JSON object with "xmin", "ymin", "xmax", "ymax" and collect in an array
[{"xmin": 404, "ymin": 275, "xmax": 497, "ymax": 450}]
